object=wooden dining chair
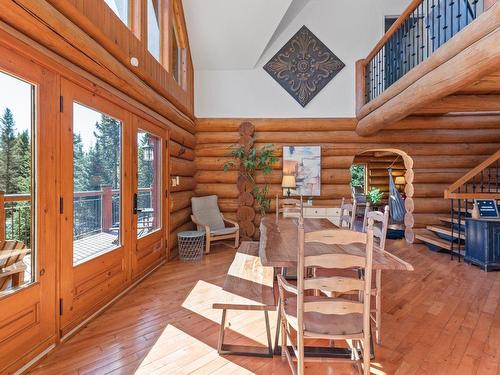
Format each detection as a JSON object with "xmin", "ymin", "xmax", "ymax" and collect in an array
[
  {"xmin": 278, "ymin": 216, "xmax": 375, "ymax": 375},
  {"xmin": 362, "ymin": 204, "xmax": 389, "ymax": 345},
  {"xmin": 276, "ymin": 194, "xmax": 302, "ymax": 219},
  {"xmin": 0, "ymin": 240, "xmax": 29, "ymax": 291},
  {"xmin": 339, "ymin": 197, "xmax": 356, "ymax": 229}
]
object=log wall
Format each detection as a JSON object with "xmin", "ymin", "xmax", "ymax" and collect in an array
[{"xmin": 195, "ymin": 116, "xmax": 500, "ymax": 229}]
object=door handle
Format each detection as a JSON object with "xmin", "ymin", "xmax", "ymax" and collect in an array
[{"xmin": 133, "ymin": 193, "xmax": 141, "ymax": 214}]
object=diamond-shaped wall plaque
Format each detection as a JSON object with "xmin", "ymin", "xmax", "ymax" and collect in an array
[{"xmin": 264, "ymin": 26, "xmax": 345, "ymax": 107}]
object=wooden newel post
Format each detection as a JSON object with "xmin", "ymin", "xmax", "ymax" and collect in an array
[
  {"xmin": 0, "ymin": 191, "xmax": 4, "ymax": 242},
  {"xmin": 101, "ymin": 185, "xmax": 113, "ymax": 233}
]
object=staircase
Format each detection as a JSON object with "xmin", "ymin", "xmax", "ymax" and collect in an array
[{"xmin": 416, "ymin": 149, "xmax": 500, "ymax": 259}]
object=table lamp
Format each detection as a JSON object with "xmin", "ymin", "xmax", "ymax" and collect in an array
[
  {"xmin": 282, "ymin": 175, "xmax": 296, "ymax": 197},
  {"xmin": 395, "ymin": 176, "xmax": 405, "ymax": 191}
]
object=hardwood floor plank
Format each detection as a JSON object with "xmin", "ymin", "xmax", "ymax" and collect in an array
[{"xmin": 28, "ymin": 241, "xmax": 500, "ymax": 375}]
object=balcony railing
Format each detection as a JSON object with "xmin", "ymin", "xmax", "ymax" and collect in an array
[
  {"xmin": 364, "ymin": 0, "xmax": 485, "ymax": 103},
  {"xmin": 0, "ymin": 187, "xmax": 154, "ymax": 248}
]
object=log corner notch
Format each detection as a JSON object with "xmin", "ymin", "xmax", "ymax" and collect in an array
[
  {"xmin": 355, "ymin": 2, "xmax": 500, "ymax": 136},
  {"xmin": 236, "ymin": 122, "xmax": 258, "ymax": 240}
]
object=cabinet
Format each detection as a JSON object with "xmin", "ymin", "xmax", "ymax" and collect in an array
[{"xmin": 465, "ymin": 218, "xmax": 500, "ymax": 271}]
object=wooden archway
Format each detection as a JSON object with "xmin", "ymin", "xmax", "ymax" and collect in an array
[{"xmin": 354, "ymin": 148, "xmax": 415, "ymax": 243}]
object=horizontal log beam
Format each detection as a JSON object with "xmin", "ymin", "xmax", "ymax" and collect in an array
[{"xmin": 415, "ymin": 94, "xmax": 500, "ymax": 115}]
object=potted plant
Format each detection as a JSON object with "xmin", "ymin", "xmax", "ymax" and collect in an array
[{"xmin": 367, "ymin": 187, "xmax": 384, "ymax": 210}]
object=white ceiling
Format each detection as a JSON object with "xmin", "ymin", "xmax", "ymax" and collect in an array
[{"xmin": 182, "ymin": 0, "xmax": 299, "ymax": 70}]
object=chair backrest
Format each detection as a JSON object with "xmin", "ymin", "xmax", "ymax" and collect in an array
[
  {"xmin": 0, "ymin": 240, "xmax": 28, "ymax": 269},
  {"xmin": 339, "ymin": 197, "xmax": 356, "ymax": 229},
  {"xmin": 296, "ymin": 216, "xmax": 374, "ymax": 337},
  {"xmin": 191, "ymin": 195, "xmax": 225, "ymax": 231},
  {"xmin": 362, "ymin": 204, "xmax": 389, "ymax": 250},
  {"xmin": 275, "ymin": 195, "xmax": 302, "ymax": 218}
]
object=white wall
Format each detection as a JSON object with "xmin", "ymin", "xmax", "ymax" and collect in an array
[{"xmin": 195, "ymin": 0, "xmax": 412, "ymax": 118}]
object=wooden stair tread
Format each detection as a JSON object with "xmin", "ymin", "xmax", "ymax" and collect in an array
[
  {"xmin": 426, "ymin": 225, "xmax": 466, "ymax": 239},
  {"xmin": 438, "ymin": 217, "xmax": 465, "ymax": 225},
  {"xmin": 415, "ymin": 230, "xmax": 453, "ymax": 250}
]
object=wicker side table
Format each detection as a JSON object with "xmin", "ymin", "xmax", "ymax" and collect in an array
[{"xmin": 178, "ymin": 230, "xmax": 205, "ymax": 261}]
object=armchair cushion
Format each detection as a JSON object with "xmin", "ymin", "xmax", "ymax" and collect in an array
[
  {"xmin": 191, "ymin": 195, "xmax": 225, "ymax": 231},
  {"xmin": 211, "ymin": 227, "xmax": 239, "ymax": 236}
]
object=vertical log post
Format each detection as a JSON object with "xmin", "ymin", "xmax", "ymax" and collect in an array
[
  {"xmin": 236, "ymin": 122, "xmax": 257, "ymax": 240},
  {"xmin": 101, "ymin": 185, "xmax": 113, "ymax": 233}
]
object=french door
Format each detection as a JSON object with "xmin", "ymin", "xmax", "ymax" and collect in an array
[
  {"xmin": 0, "ymin": 45, "xmax": 58, "ymax": 372},
  {"xmin": 59, "ymin": 79, "xmax": 133, "ymax": 336},
  {"xmin": 59, "ymin": 79, "xmax": 168, "ymax": 335},
  {"xmin": 131, "ymin": 118, "xmax": 167, "ymax": 278}
]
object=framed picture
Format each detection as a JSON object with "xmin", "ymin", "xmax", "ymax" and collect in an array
[{"xmin": 283, "ymin": 146, "xmax": 321, "ymax": 196}]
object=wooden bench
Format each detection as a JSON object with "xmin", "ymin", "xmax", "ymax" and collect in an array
[{"xmin": 213, "ymin": 241, "xmax": 276, "ymax": 357}]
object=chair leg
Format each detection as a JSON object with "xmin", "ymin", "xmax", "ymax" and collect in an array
[
  {"xmin": 12, "ymin": 271, "xmax": 24, "ymax": 287},
  {"xmin": 363, "ymin": 335, "xmax": 370, "ymax": 375},
  {"xmin": 234, "ymin": 231, "xmax": 239, "ymax": 248},
  {"xmin": 281, "ymin": 317, "xmax": 287, "ymax": 360},
  {"xmin": 205, "ymin": 232, "xmax": 211, "ymax": 254},
  {"xmin": 375, "ymin": 270, "xmax": 382, "ymax": 345}
]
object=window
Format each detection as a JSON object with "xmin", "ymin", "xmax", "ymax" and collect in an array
[
  {"xmin": 104, "ymin": 0, "xmax": 129, "ymax": 26},
  {"xmin": 72, "ymin": 103, "xmax": 122, "ymax": 265},
  {"xmin": 0, "ymin": 70, "xmax": 36, "ymax": 294},
  {"xmin": 171, "ymin": 16, "xmax": 182, "ymax": 84},
  {"xmin": 351, "ymin": 164, "xmax": 366, "ymax": 193},
  {"xmin": 137, "ymin": 131, "xmax": 161, "ymax": 238},
  {"xmin": 147, "ymin": 0, "xmax": 161, "ymax": 62}
]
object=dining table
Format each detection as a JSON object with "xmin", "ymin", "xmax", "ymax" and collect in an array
[{"xmin": 258, "ymin": 214, "xmax": 414, "ymax": 358}]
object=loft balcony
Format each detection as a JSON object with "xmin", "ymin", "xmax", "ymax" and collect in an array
[{"xmin": 356, "ymin": 0, "xmax": 500, "ymax": 135}]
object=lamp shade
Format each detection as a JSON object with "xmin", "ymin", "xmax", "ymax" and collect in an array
[
  {"xmin": 282, "ymin": 175, "xmax": 296, "ymax": 188},
  {"xmin": 395, "ymin": 176, "xmax": 406, "ymax": 185}
]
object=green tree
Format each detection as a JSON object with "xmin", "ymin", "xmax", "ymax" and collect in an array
[
  {"xmin": 93, "ymin": 115, "xmax": 121, "ymax": 189},
  {"xmin": 14, "ymin": 130, "xmax": 31, "ymax": 194},
  {"xmin": 73, "ymin": 133, "xmax": 88, "ymax": 191},
  {"xmin": 351, "ymin": 164, "xmax": 365, "ymax": 189},
  {"xmin": 0, "ymin": 108, "xmax": 19, "ymax": 193}
]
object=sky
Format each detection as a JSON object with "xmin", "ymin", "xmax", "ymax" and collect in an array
[{"xmin": 0, "ymin": 71, "xmax": 119, "ymax": 152}]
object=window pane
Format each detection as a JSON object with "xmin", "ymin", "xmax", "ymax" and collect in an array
[
  {"xmin": 73, "ymin": 103, "xmax": 121, "ymax": 266},
  {"xmin": 137, "ymin": 131, "xmax": 161, "ymax": 238},
  {"xmin": 0, "ymin": 70, "xmax": 35, "ymax": 295},
  {"xmin": 147, "ymin": 0, "xmax": 161, "ymax": 62},
  {"xmin": 351, "ymin": 164, "xmax": 366, "ymax": 192},
  {"xmin": 172, "ymin": 21, "xmax": 181, "ymax": 84},
  {"xmin": 105, "ymin": 0, "xmax": 129, "ymax": 26}
]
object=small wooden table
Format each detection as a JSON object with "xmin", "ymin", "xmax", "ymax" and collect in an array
[{"xmin": 259, "ymin": 215, "xmax": 414, "ymax": 358}]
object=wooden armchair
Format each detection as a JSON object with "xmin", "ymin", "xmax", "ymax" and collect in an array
[
  {"xmin": 278, "ymin": 217, "xmax": 375, "ymax": 375},
  {"xmin": 191, "ymin": 195, "xmax": 239, "ymax": 254},
  {"xmin": 0, "ymin": 240, "xmax": 29, "ymax": 291}
]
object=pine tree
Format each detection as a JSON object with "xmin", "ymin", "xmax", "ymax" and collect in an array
[
  {"xmin": 0, "ymin": 108, "xmax": 19, "ymax": 193},
  {"xmin": 13, "ymin": 129, "xmax": 31, "ymax": 194},
  {"xmin": 94, "ymin": 115, "xmax": 121, "ymax": 189},
  {"xmin": 73, "ymin": 133, "xmax": 88, "ymax": 191}
]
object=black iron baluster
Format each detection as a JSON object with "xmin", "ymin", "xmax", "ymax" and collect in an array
[
  {"xmin": 450, "ymin": 198, "xmax": 455, "ymax": 260},
  {"xmin": 450, "ymin": 0, "xmax": 454, "ymax": 39},
  {"xmin": 437, "ymin": 0, "xmax": 442, "ymax": 48},
  {"xmin": 457, "ymin": 191, "xmax": 461, "ymax": 262}
]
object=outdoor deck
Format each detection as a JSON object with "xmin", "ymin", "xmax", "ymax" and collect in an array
[{"xmin": 4, "ymin": 232, "xmax": 120, "ymax": 294}]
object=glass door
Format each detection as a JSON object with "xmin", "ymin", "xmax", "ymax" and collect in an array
[
  {"xmin": 59, "ymin": 79, "xmax": 132, "ymax": 336},
  {"xmin": 0, "ymin": 47, "xmax": 58, "ymax": 373},
  {"xmin": 131, "ymin": 117, "xmax": 167, "ymax": 278}
]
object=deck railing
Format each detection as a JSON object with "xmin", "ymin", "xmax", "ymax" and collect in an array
[
  {"xmin": 363, "ymin": 0, "xmax": 485, "ymax": 103},
  {"xmin": 0, "ymin": 187, "xmax": 153, "ymax": 247}
]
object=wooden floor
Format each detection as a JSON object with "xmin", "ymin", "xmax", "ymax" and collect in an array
[{"xmin": 29, "ymin": 240, "xmax": 500, "ymax": 375}]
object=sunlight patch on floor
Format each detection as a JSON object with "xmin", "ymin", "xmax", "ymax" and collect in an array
[{"xmin": 181, "ymin": 280, "xmax": 278, "ymax": 346}]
